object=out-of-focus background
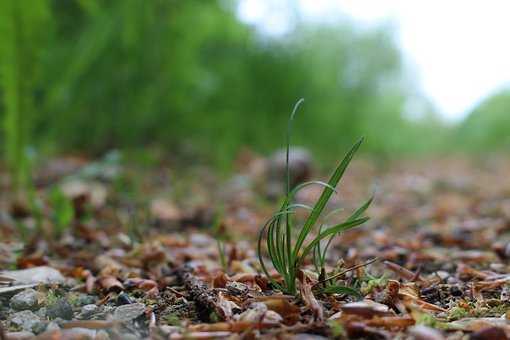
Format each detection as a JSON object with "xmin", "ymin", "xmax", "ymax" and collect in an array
[{"xmin": 0, "ymin": 0, "xmax": 508, "ymax": 178}]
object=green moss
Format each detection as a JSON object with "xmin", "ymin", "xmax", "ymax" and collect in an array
[
  {"xmin": 327, "ymin": 319, "xmax": 346, "ymax": 338},
  {"xmin": 448, "ymin": 306, "xmax": 470, "ymax": 321},
  {"xmin": 164, "ymin": 313, "xmax": 181, "ymax": 326}
]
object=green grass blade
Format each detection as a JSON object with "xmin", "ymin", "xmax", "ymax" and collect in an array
[
  {"xmin": 321, "ymin": 196, "xmax": 374, "ymax": 260},
  {"xmin": 300, "ymin": 217, "xmax": 369, "ymax": 262},
  {"xmin": 257, "ymin": 209, "xmax": 296, "ymax": 285},
  {"xmin": 293, "ymin": 138, "xmax": 364, "ymax": 259},
  {"xmin": 346, "ymin": 196, "xmax": 373, "ymax": 222}
]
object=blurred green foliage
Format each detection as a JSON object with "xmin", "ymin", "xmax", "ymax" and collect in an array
[
  {"xmin": 3, "ymin": 0, "xmax": 502, "ymax": 171},
  {"xmin": 457, "ymin": 88, "xmax": 510, "ymax": 151},
  {"xmin": 0, "ymin": 0, "xmax": 51, "ymax": 190}
]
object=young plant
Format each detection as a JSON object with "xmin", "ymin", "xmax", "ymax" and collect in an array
[
  {"xmin": 49, "ymin": 186, "xmax": 74, "ymax": 239},
  {"xmin": 257, "ymin": 99, "xmax": 372, "ymax": 295},
  {"xmin": 212, "ymin": 208, "xmax": 228, "ymax": 272}
]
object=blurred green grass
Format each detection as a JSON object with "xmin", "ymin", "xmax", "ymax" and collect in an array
[{"xmin": 0, "ymin": 0, "xmax": 507, "ymax": 180}]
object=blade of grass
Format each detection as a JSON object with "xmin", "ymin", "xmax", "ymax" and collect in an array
[
  {"xmin": 293, "ymin": 138, "xmax": 364, "ymax": 260},
  {"xmin": 300, "ymin": 217, "xmax": 369, "ymax": 263}
]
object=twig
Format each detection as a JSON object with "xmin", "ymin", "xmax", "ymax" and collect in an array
[
  {"xmin": 176, "ymin": 267, "xmax": 225, "ymax": 322},
  {"xmin": 312, "ymin": 257, "xmax": 379, "ymax": 288}
]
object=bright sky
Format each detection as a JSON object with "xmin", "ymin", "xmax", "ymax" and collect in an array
[{"xmin": 237, "ymin": 0, "xmax": 510, "ymax": 122}]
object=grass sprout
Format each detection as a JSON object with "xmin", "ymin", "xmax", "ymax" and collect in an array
[{"xmin": 257, "ymin": 99, "xmax": 372, "ymax": 295}]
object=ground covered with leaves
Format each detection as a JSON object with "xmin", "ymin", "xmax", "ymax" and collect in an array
[{"xmin": 1, "ymin": 153, "xmax": 510, "ymax": 339}]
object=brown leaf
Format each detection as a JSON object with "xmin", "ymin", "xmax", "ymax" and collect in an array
[
  {"xmin": 470, "ymin": 327, "xmax": 508, "ymax": 340},
  {"xmin": 98, "ymin": 276, "xmax": 124, "ymax": 292},
  {"xmin": 298, "ymin": 270, "xmax": 323, "ymax": 321},
  {"xmin": 259, "ymin": 297, "xmax": 300, "ymax": 324},
  {"xmin": 365, "ymin": 316, "xmax": 415, "ymax": 329},
  {"xmin": 341, "ymin": 301, "xmax": 394, "ymax": 318}
]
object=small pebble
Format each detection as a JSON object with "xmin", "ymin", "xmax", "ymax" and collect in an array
[
  {"xmin": 74, "ymin": 294, "xmax": 96, "ymax": 306},
  {"xmin": 47, "ymin": 299, "xmax": 74, "ymax": 320},
  {"xmin": 113, "ymin": 303, "xmax": 146, "ymax": 322},
  {"xmin": 80, "ymin": 304, "xmax": 98, "ymax": 319},
  {"xmin": 10, "ymin": 310, "xmax": 46, "ymax": 334},
  {"xmin": 116, "ymin": 292, "xmax": 133, "ymax": 305},
  {"xmin": 10, "ymin": 289, "xmax": 39, "ymax": 311},
  {"xmin": 46, "ymin": 321, "xmax": 60, "ymax": 331}
]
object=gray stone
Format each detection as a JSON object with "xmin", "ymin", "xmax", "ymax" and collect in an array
[
  {"xmin": 79, "ymin": 304, "xmax": 98, "ymax": 319},
  {"xmin": 36, "ymin": 306, "xmax": 47, "ymax": 318},
  {"xmin": 1, "ymin": 266, "xmax": 65, "ymax": 285},
  {"xmin": 46, "ymin": 321, "xmax": 60, "ymax": 331},
  {"xmin": 47, "ymin": 299, "xmax": 74, "ymax": 320},
  {"xmin": 10, "ymin": 310, "xmax": 45, "ymax": 333},
  {"xmin": 10, "ymin": 288, "xmax": 39, "ymax": 311},
  {"xmin": 113, "ymin": 303, "xmax": 146, "ymax": 322},
  {"xmin": 74, "ymin": 293, "xmax": 96, "ymax": 306}
]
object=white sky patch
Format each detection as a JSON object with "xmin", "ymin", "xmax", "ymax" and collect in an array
[{"xmin": 237, "ymin": 0, "xmax": 510, "ymax": 121}]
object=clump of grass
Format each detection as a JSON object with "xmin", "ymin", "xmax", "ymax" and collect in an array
[{"xmin": 257, "ymin": 99, "xmax": 372, "ymax": 295}]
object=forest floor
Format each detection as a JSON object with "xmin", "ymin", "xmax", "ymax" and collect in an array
[{"xmin": 1, "ymin": 152, "xmax": 510, "ymax": 339}]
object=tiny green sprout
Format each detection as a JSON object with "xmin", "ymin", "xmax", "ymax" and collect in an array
[
  {"xmin": 49, "ymin": 186, "xmax": 74, "ymax": 238},
  {"xmin": 327, "ymin": 319, "xmax": 346, "ymax": 338},
  {"xmin": 257, "ymin": 99, "xmax": 372, "ymax": 295},
  {"xmin": 165, "ymin": 313, "xmax": 181, "ymax": 326},
  {"xmin": 212, "ymin": 207, "xmax": 228, "ymax": 272}
]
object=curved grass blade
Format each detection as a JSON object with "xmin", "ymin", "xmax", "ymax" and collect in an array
[
  {"xmin": 320, "ymin": 196, "xmax": 374, "ymax": 260},
  {"xmin": 293, "ymin": 138, "xmax": 364, "ymax": 260},
  {"xmin": 299, "ymin": 217, "xmax": 369, "ymax": 263}
]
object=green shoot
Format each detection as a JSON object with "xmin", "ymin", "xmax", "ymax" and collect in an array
[
  {"xmin": 212, "ymin": 207, "xmax": 228, "ymax": 272},
  {"xmin": 49, "ymin": 187, "xmax": 74, "ymax": 239},
  {"xmin": 257, "ymin": 99, "xmax": 372, "ymax": 295}
]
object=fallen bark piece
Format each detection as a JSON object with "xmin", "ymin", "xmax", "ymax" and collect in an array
[{"xmin": 177, "ymin": 268, "xmax": 224, "ymax": 322}]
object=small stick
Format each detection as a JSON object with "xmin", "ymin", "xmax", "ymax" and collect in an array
[{"xmin": 312, "ymin": 257, "xmax": 379, "ymax": 288}]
